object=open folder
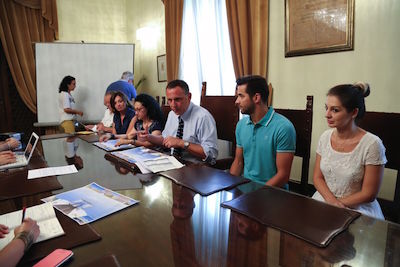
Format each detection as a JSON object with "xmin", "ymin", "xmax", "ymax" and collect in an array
[
  {"xmin": 111, "ymin": 147, "xmax": 184, "ymax": 174},
  {"xmin": 221, "ymin": 186, "xmax": 360, "ymax": 247}
]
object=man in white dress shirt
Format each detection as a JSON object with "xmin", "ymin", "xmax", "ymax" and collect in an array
[
  {"xmin": 86, "ymin": 92, "xmax": 114, "ymax": 133},
  {"xmin": 140, "ymin": 80, "xmax": 218, "ymax": 164}
]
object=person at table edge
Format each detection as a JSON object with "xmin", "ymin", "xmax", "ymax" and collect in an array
[
  {"xmin": 230, "ymin": 75, "xmax": 296, "ymax": 188},
  {"xmin": 139, "ymin": 79, "xmax": 218, "ymax": 164}
]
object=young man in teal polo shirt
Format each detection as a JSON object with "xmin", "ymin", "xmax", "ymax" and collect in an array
[{"xmin": 230, "ymin": 75, "xmax": 296, "ymax": 188}]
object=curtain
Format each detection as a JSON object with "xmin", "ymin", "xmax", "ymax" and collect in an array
[
  {"xmin": 225, "ymin": 0, "xmax": 269, "ymax": 78},
  {"xmin": 163, "ymin": 0, "xmax": 184, "ymax": 82},
  {"xmin": 0, "ymin": 0, "xmax": 58, "ymax": 113},
  {"xmin": 178, "ymin": 0, "xmax": 236, "ymax": 104}
]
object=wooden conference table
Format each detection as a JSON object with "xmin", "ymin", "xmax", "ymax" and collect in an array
[{"xmin": 1, "ymin": 136, "xmax": 400, "ymax": 266}]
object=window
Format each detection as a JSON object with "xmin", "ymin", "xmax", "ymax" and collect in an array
[{"xmin": 179, "ymin": 0, "xmax": 236, "ymax": 104}]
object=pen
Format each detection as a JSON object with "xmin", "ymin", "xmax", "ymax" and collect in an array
[{"xmin": 21, "ymin": 206, "xmax": 26, "ymax": 223}]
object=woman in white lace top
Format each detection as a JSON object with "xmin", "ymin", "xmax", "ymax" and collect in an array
[{"xmin": 312, "ymin": 83, "xmax": 387, "ymax": 219}]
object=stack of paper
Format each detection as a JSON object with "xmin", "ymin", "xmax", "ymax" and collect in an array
[
  {"xmin": 42, "ymin": 183, "xmax": 139, "ymax": 225},
  {"xmin": 28, "ymin": 165, "xmax": 78, "ymax": 179},
  {"xmin": 112, "ymin": 147, "xmax": 184, "ymax": 173},
  {"xmin": 0, "ymin": 202, "xmax": 65, "ymax": 249}
]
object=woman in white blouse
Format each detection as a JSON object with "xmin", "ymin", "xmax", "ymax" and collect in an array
[
  {"xmin": 312, "ymin": 82, "xmax": 387, "ymax": 219},
  {"xmin": 58, "ymin": 75, "xmax": 84, "ymax": 133}
]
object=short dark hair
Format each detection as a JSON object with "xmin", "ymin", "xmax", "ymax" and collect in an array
[
  {"xmin": 166, "ymin": 79, "xmax": 190, "ymax": 95},
  {"xmin": 327, "ymin": 82, "xmax": 370, "ymax": 121},
  {"xmin": 236, "ymin": 75, "xmax": 268, "ymax": 103},
  {"xmin": 110, "ymin": 91, "xmax": 132, "ymax": 113},
  {"xmin": 104, "ymin": 91, "xmax": 113, "ymax": 97},
  {"xmin": 59, "ymin": 75, "xmax": 75, "ymax": 93},
  {"xmin": 135, "ymin": 93, "xmax": 164, "ymax": 126}
]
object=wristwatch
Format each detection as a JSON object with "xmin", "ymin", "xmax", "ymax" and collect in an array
[{"xmin": 183, "ymin": 141, "xmax": 190, "ymax": 150}]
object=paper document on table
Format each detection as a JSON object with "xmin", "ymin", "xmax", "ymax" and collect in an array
[
  {"xmin": 142, "ymin": 156, "xmax": 184, "ymax": 173},
  {"xmin": 42, "ymin": 182, "xmax": 139, "ymax": 225},
  {"xmin": 0, "ymin": 202, "xmax": 65, "ymax": 250},
  {"xmin": 28, "ymin": 165, "xmax": 78, "ymax": 179},
  {"xmin": 93, "ymin": 140, "xmax": 133, "ymax": 151},
  {"xmin": 112, "ymin": 147, "xmax": 184, "ymax": 173}
]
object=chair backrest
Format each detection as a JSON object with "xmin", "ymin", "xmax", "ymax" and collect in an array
[
  {"xmin": 357, "ymin": 111, "xmax": 400, "ymax": 222},
  {"xmin": 161, "ymin": 104, "xmax": 171, "ymax": 126},
  {"xmin": 268, "ymin": 83, "xmax": 273, "ymax": 107},
  {"xmin": 200, "ymin": 82, "xmax": 239, "ymax": 157},
  {"xmin": 155, "ymin": 96, "xmax": 166, "ymax": 106},
  {"xmin": 275, "ymin": 96, "xmax": 314, "ymax": 195}
]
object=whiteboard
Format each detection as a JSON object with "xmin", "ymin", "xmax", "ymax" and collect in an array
[{"xmin": 36, "ymin": 42, "xmax": 134, "ymax": 123}]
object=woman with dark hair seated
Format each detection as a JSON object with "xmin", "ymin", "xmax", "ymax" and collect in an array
[
  {"xmin": 100, "ymin": 91, "xmax": 135, "ymax": 141},
  {"xmin": 116, "ymin": 93, "xmax": 164, "ymax": 148},
  {"xmin": 312, "ymin": 82, "xmax": 386, "ymax": 219}
]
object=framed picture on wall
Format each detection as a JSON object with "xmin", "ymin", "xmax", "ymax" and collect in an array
[
  {"xmin": 157, "ymin": 54, "xmax": 167, "ymax": 82},
  {"xmin": 285, "ymin": 0, "xmax": 354, "ymax": 57}
]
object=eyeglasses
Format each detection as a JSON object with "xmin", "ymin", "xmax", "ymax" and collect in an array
[{"xmin": 135, "ymin": 107, "xmax": 145, "ymax": 112}]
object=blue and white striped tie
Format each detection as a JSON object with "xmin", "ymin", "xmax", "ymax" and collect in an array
[{"xmin": 173, "ymin": 116, "xmax": 184, "ymax": 157}]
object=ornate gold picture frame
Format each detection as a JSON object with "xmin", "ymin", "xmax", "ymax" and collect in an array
[{"xmin": 285, "ymin": 0, "xmax": 354, "ymax": 57}]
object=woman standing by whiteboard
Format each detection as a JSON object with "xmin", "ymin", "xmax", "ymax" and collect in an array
[{"xmin": 58, "ymin": 75, "xmax": 84, "ymax": 133}]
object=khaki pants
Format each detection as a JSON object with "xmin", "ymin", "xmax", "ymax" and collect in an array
[{"xmin": 60, "ymin": 120, "xmax": 75, "ymax": 133}]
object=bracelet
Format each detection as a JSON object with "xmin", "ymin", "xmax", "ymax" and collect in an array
[
  {"xmin": 14, "ymin": 231, "xmax": 34, "ymax": 252},
  {"xmin": 132, "ymin": 139, "xmax": 136, "ymax": 146}
]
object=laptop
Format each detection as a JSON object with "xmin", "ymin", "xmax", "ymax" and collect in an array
[{"xmin": 0, "ymin": 132, "xmax": 39, "ymax": 170}]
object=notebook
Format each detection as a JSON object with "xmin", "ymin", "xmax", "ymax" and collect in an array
[
  {"xmin": 0, "ymin": 132, "xmax": 39, "ymax": 170},
  {"xmin": 0, "ymin": 202, "xmax": 65, "ymax": 250},
  {"xmin": 33, "ymin": 249, "xmax": 73, "ymax": 267},
  {"xmin": 20, "ymin": 209, "xmax": 101, "ymax": 265},
  {"xmin": 221, "ymin": 186, "xmax": 360, "ymax": 247},
  {"xmin": 160, "ymin": 165, "xmax": 250, "ymax": 196}
]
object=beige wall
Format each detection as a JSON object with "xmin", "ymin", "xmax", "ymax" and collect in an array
[
  {"xmin": 268, "ymin": 0, "xmax": 400, "ymax": 199},
  {"xmin": 57, "ymin": 0, "xmax": 166, "ymax": 96},
  {"xmin": 57, "ymin": 0, "xmax": 128, "ymax": 43},
  {"xmin": 127, "ymin": 0, "xmax": 167, "ymax": 96}
]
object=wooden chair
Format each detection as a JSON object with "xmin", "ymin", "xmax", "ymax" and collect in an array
[
  {"xmin": 161, "ymin": 104, "xmax": 171, "ymax": 126},
  {"xmin": 268, "ymin": 83, "xmax": 273, "ymax": 107},
  {"xmin": 200, "ymin": 82, "xmax": 239, "ymax": 170},
  {"xmin": 358, "ymin": 112, "xmax": 400, "ymax": 223},
  {"xmin": 275, "ymin": 96, "xmax": 314, "ymax": 196}
]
